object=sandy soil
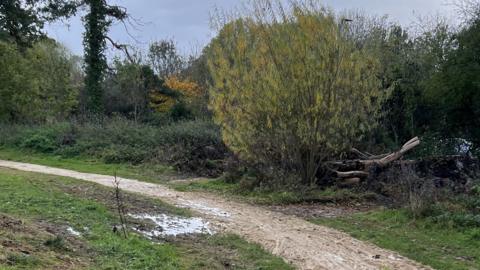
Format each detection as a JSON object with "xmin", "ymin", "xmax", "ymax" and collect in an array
[{"xmin": 0, "ymin": 160, "xmax": 431, "ymax": 270}]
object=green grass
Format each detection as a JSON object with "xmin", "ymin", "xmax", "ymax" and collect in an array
[
  {"xmin": 0, "ymin": 146, "xmax": 174, "ymax": 183},
  {"xmin": 0, "ymin": 168, "xmax": 292, "ymax": 269},
  {"xmin": 0, "ymin": 168, "xmax": 180, "ymax": 269},
  {"xmin": 312, "ymin": 209, "xmax": 480, "ymax": 270},
  {"xmin": 172, "ymin": 178, "xmax": 375, "ymax": 205},
  {"xmin": 0, "ymin": 147, "xmax": 374, "ymax": 206},
  {"xmin": 3, "ymin": 146, "xmax": 480, "ymax": 269}
]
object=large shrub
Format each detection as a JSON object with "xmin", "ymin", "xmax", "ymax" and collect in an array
[{"xmin": 207, "ymin": 1, "xmax": 382, "ymax": 185}]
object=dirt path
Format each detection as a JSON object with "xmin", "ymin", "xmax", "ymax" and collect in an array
[{"xmin": 0, "ymin": 160, "xmax": 430, "ymax": 270}]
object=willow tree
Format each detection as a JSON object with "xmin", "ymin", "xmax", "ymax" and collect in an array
[{"xmin": 207, "ymin": 0, "xmax": 382, "ymax": 185}]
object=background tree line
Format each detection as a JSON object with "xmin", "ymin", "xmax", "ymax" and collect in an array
[{"xmin": 0, "ymin": 0, "xmax": 479, "ymax": 186}]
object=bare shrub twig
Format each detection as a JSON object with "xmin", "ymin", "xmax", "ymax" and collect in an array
[{"xmin": 113, "ymin": 172, "xmax": 128, "ymax": 238}]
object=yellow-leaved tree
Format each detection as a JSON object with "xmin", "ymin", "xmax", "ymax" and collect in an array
[
  {"xmin": 149, "ymin": 76, "xmax": 202, "ymax": 113},
  {"xmin": 207, "ymin": 0, "xmax": 382, "ymax": 185}
]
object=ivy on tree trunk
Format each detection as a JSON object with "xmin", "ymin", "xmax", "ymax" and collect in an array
[
  {"xmin": 83, "ymin": 0, "xmax": 108, "ymax": 114},
  {"xmin": 82, "ymin": 0, "xmax": 127, "ymax": 114}
]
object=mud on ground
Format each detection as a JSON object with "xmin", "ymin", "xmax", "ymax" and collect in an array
[
  {"xmin": 0, "ymin": 214, "xmax": 92, "ymax": 269},
  {"xmin": 266, "ymin": 202, "xmax": 378, "ymax": 219}
]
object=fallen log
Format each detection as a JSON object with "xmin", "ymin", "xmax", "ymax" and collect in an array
[
  {"xmin": 330, "ymin": 137, "xmax": 421, "ymax": 185},
  {"xmin": 335, "ymin": 170, "xmax": 369, "ymax": 178},
  {"xmin": 354, "ymin": 137, "xmax": 420, "ymax": 167},
  {"xmin": 375, "ymin": 136, "xmax": 420, "ymax": 167}
]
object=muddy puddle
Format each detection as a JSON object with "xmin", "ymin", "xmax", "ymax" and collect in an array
[
  {"xmin": 129, "ymin": 214, "xmax": 214, "ymax": 237},
  {"xmin": 177, "ymin": 200, "xmax": 231, "ymax": 218},
  {"xmin": 67, "ymin": 226, "xmax": 81, "ymax": 236}
]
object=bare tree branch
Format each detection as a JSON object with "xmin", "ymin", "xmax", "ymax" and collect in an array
[{"xmin": 105, "ymin": 36, "xmax": 134, "ymax": 63}]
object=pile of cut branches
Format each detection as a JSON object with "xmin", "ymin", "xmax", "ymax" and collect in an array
[{"xmin": 328, "ymin": 137, "xmax": 421, "ymax": 186}]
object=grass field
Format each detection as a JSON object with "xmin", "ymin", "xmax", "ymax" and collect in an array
[
  {"xmin": 0, "ymin": 167, "xmax": 292, "ymax": 269},
  {"xmin": 0, "ymin": 147, "xmax": 174, "ymax": 183},
  {"xmin": 312, "ymin": 210, "xmax": 480, "ymax": 270}
]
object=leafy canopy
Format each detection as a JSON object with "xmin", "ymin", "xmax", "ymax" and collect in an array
[
  {"xmin": 0, "ymin": 0, "xmax": 79, "ymax": 46},
  {"xmin": 0, "ymin": 40, "xmax": 79, "ymax": 122},
  {"xmin": 426, "ymin": 14, "xmax": 480, "ymax": 145}
]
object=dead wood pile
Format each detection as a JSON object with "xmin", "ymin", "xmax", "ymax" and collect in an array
[{"xmin": 328, "ymin": 137, "xmax": 421, "ymax": 186}]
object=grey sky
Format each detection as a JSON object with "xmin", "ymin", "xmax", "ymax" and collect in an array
[{"xmin": 45, "ymin": 0, "xmax": 457, "ymax": 57}]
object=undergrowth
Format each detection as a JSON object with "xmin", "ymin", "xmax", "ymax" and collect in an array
[{"xmin": 0, "ymin": 118, "xmax": 228, "ymax": 176}]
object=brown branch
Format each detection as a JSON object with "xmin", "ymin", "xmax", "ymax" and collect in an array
[
  {"xmin": 330, "ymin": 137, "xmax": 421, "ymax": 185},
  {"xmin": 351, "ymin": 148, "xmax": 390, "ymax": 160},
  {"xmin": 350, "ymin": 148, "xmax": 371, "ymax": 159},
  {"xmin": 105, "ymin": 36, "xmax": 134, "ymax": 63},
  {"xmin": 335, "ymin": 170, "xmax": 369, "ymax": 178},
  {"xmin": 113, "ymin": 172, "xmax": 128, "ymax": 239},
  {"xmin": 375, "ymin": 137, "xmax": 420, "ymax": 167}
]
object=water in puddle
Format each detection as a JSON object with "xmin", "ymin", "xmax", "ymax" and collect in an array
[
  {"xmin": 129, "ymin": 214, "xmax": 214, "ymax": 237},
  {"xmin": 67, "ymin": 226, "xmax": 81, "ymax": 236},
  {"xmin": 177, "ymin": 200, "xmax": 231, "ymax": 218}
]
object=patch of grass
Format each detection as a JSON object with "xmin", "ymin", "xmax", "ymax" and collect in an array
[
  {"xmin": 173, "ymin": 178, "xmax": 239, "ymax": 193},
  {"xmin": 5, "ymin": 253, "xmax": 42, "ymax": 268},
  {"xmin": 0, "ymin": 168, "xmax": 292, "ymax": 269},
  {"xmin": 0, "ymin": 168, "xmax": 181, "ymax": 269},
  {"xmin": 0, "ymin": 213, "xmax": 90, "ymax": 269},
  {"xmin": 312, "ymin": 209, "xmax": 480, "ymax": 270},
  {"xmin": 44, "ymin": 236, "xmax": 67, "ymax": 251},
  {"xmin": 212, "ymin": 234, "xmax": 291, "ymax": 269},
  {"xmin": 173, "ymin": 178, "xmax": 375, "ymax": 205},
  {"xmin": 0, "ymin": 146, "xmax": 173, "ymax": 184}
]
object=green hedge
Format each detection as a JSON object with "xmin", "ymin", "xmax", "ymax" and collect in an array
[{"xmin": 0, "ymin": 118, "xmax": 228, "ymax": 176}]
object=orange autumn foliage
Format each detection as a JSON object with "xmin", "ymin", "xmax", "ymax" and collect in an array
[
  {"xmin": 165, "ymin": 76, "xmax": 202, "ymax": 98},
  {"xmin": 150, "ymin": 76, "xmax": 203, "ymax": 113}
]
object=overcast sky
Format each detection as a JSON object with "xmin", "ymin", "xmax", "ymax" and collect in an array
[{"xmin": 45, "ymin": 0, "xmax": 457, "ymax": 57}]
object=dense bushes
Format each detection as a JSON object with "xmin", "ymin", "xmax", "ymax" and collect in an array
[
  {"xmin": 369, "ymin": 159, "xmax": 480, "ymax": 229},
  {"xmin": 0, "ymin": 40, "xmax": 80, "ymax": 123},
  {"xmin": 0, "ymin": 118, "xmax": 229, "ymax": 176}
]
